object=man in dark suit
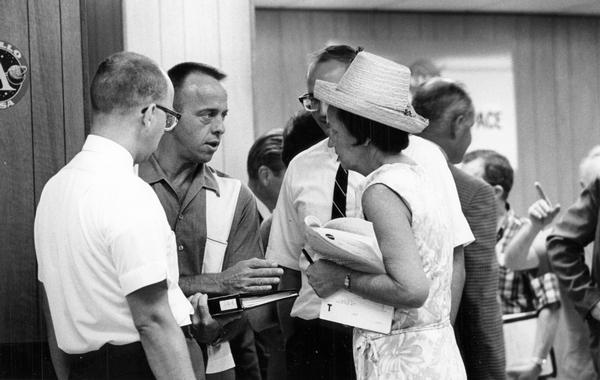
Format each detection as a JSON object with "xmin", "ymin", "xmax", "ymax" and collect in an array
[{"xmin": 412, "ymin": 78, "xmax": 505, "ymax": 379}]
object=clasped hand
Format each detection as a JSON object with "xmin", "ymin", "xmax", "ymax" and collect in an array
[{"xmin": 305, "ymin": 259, "xmax": 348, "ymax": 298}]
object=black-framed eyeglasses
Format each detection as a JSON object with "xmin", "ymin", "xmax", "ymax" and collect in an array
[
  {"xmin": 298, "ymin": 93, "xmax": 320, "ymax": 112},
  {"xmin": 142, "ymin": 104, "xmax": 182, "ymax": 131}
]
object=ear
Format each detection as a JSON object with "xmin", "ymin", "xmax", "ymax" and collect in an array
[
  {"xmin": 450, "ymin": 114, "xmax": 466, "ymax": 140},
  {"xmin": 257, "ymin": 165, "xmax": 272, "ymax": 187},
  {"xmin": 141, "ymin": 104, "xmax": 156, "ymax": 129},
  {"xmin": 361, "ymin": 136, "xmax": 371, "ymax": 147},
  {"xmin": 492, "ymin": 184, "xmax": 504, "ymax": 200}
]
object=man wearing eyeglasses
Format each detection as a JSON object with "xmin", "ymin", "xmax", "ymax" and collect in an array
[
  {"xmin": 266, "ymin": 44, "xmax": 362, "ymax": 380},
  {"xmin": 34, "ymin": 52, "xmax": 197, "ymax": 379},
  {"xmin": 139, "ymin": 62, "xmax": 282, "ymax": 380}
]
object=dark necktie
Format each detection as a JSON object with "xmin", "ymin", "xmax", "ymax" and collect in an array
[{"xmin": 331, "ymin": 164, "xmax": 348, "ymax": 219}]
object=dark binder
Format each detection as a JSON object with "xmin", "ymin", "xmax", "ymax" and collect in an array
[{"xmin": 208, "ymin": 289, "xmax": 299, "ymax": 316}]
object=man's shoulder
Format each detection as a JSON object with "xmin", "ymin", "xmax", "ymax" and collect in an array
[{"xmin": 287, "ymin": 139, "xmax": 333, "ymax": 168}]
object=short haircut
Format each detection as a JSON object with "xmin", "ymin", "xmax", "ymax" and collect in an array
[
  {"xmin": 463, "ymin": 149, "xmax": 514, "ymax": 199},
  {"xmin": 90, "ymin": 51, "xmax": 168, "ymax": 114},
  {"xmin": 335, "ymin": 107, "xmax": 409, "ymax": 155},
  {"xmin": 308, "ymin": 45, "xmax": 360, "ymax": 75},
  {"xmin": 412, "ymin": 79, "xmax": 473, "ymax": 127},
  {"xmin": 247, "ymin": 129, "xmax": 285, "ymax": 180},
  {"xmin": 167, "ymin": 62, "xmax": 226, "ymax": 110},
  {"xmin": 282, "ymin": 110, "xmax": 327, "ymax": 166}
]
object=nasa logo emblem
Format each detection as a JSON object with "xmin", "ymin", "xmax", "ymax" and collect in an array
[{"xmin": 0, "ymin": 41, "xmax": 29, "ymax": 110}]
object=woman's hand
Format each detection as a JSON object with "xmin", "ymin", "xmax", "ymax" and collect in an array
[{"xmin": 305, "ymin": 259, "xmax": 348, "ymax": 298}]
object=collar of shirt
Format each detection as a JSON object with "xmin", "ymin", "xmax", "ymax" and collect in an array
[
  {"xmin": 139, "ymin": 155, "xmax": 220, "ymax": 198},
  {"xmin": 83, "ymin": 134, "xmax": 135, "ymax": 170}
]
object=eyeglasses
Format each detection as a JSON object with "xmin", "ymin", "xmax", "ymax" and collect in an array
[
  {"xmin": 142, "ymin": 104, "xmax": 182, "ymax": 131},
  {"xmin": 298, "ymin": 93, "xmax": 320, "ymax": 112}
]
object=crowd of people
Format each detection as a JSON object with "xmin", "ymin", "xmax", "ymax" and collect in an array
[{"xmin": 32, "ymin": 45, "xmax": 600, "ymax": 380}]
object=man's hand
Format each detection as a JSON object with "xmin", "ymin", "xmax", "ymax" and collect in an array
[
  {"xmin": 529, "ymin": 182, "xmax": 560, "ymax": 229},
  {"xmin": 218, "ymin": 258, "xmax": 283, "ymax": 294},
  {"xmin": 507, "ymin": 362, "xmax": 542, "ymax": 380},
  {"xmin": 188, "ymin": 293, "xmax": 241, "ymax": 344},
  {"xmin": 305, "ymin": 259, "xmax": 347, "ymax": 298},
  {"xmin": 590, "ymin": 301, "xmax": 600, "ymax": 321}
]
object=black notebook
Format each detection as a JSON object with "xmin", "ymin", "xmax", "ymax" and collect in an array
[{"xmin": 207, "ymin": 289, "xmax": 299, "ymax": 316}]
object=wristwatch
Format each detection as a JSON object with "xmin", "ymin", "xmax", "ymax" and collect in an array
[
  {"xmin": 530, "ymin": 357, "xmax": 546, "ymax": 367},
  {"xmin": 344, "ymin": 273, "xmax": 352, "ymax": 290}
]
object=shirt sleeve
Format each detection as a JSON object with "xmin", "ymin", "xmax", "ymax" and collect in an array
[
  {"xmin": 222, "ymin": 184, "xmax": 264, "ymax": 270},
  {"xmin": 547, "ymin": 178, "xmax": 600, "ymax": 316},
  {"xmin": 265, "ymin": 165, "xmax": 303, "ymax": 270},
  {"xmin": 530, "ymin": 272, "xmax": 561, "ymax": 311},
  {"xmin": 108, "ymin": 185, "xmax": 169, "ymax": 295}
]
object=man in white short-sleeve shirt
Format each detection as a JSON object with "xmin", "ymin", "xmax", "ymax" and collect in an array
[
  {"xmin": 266, "ymin": 46, "xmax": 473, "ymax": 380},
  {"xmin": 35, "ymin": 52, "xmax": 197, "ymax": 380}
]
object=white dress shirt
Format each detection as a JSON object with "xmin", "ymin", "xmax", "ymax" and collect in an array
[{"xmin": 35, "ymin": 135, "xmax": 193, "ymax": 354}]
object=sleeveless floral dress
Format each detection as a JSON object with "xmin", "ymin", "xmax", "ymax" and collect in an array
[{"xmin": 353, "ymin": 163, "xmax": 466, "ymax": 380}]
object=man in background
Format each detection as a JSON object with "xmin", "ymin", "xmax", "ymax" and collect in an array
[
  {"xmin": 463, "ymin": 149, "xmax": 561, "ymax": 380},
  {"xmin": 412, "ymin": 78, "xmax": 505, "ymax": 379},
  {"xmin": 547, "ymin": 146, "xmax": 600, "ymax": 377}
]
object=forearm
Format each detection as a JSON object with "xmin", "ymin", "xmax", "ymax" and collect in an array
[
  {"xmin": 138, "ymin": 319, "xmax": 195, "ymax": 380},
  {"xmin": 180, "ymin": 273, "xmax": 224, "ymax": 296},
  {"xmin": 533, "ymin": 304, "xmax": 560, "ymax": 359},
  {"xmin": 450, "ymin": 246, "xmax": 465, "ymax": 325},
  {"xmin": 502, "ymin": 220, "xmax": 541, "ymax": 270},
  {"xmin": 350, "ymin": 271, "xmax": 429, "ymax": 309}
]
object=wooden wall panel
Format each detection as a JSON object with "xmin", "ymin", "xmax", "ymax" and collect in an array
[
  {"xmin": 0, "ymin": 0, "xmax": 86, "ymax": 349},
  {"xmin": 61, "ymin": 0, "xmax": 86, "ymax": 161},
  {"xmin": 0, "ymin": 0, "xmax": 36, "ymax": 345},
  {"xmin": 254, "ymin": 9, "xmax": 600, "ymax": 216}
]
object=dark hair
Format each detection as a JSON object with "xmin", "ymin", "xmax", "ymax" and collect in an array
[
  {"xmin": 335, "ymin": 108, "xmax": 409, "ymax": 154},
  {"xmin": 247, "ymin": 130, "xmax": 285, "ymax": 180},
  {"xmin": 463, "ymin": 149, "xmax": 513, "ymax": 199},
  {"xmin": 412, "ymin": 79, "xmax": 473, "ymax": 126},
  {"xmin": 90, "ymin": 51, "xmax": 168, "ymax": 114},
  {"xmin": 167, "ymin": 62, "xmax": 226, "ymax": 111},
  {"xmin": 282, "ymin": 110, "xmax": 327, "ymax": 166},
  {"xmin": 309, "ymin": 45, "xmax": 361, "ymax": 72}
]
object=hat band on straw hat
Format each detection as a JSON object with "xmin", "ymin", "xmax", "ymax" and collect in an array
[{"xmin": 314, "ymin": 79, "xmax": 428, "ymax": 134}]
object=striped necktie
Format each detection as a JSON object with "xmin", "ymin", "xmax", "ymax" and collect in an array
[{"xmin": 331, "ymin": 164, "xmax": 348, "ymax": 219}]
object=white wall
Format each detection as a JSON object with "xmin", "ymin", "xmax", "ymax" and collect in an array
[{"xmin": 123, "ymin": 0, "xmax": 255, "ymax": 181}]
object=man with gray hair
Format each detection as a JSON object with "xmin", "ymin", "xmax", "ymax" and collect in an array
[
  {"xmin": 412, "ymin": 78, "xmax": 506, "ymax": 379},
  {"xmin": 35, "ymin": 52, "xmax": 197, "ymax": 380}
]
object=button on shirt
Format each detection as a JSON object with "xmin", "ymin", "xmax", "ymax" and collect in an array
[{"xmin": 34, "ymin": 135, "xmax": 193, "ymax": 354}]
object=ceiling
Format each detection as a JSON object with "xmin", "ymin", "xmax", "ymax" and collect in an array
[{"xmin": 254, "ymin": 0, "xmax": 600, "ymax": 16}]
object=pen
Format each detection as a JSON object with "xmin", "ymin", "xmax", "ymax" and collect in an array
[{"xmin": 302, "ymin": 248, "xmax": 314, "ymax": 264}]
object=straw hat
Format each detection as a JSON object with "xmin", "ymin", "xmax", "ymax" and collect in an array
[{"xmin": 314, "ymin": 51, "xmax": 428, "ymax": 133}]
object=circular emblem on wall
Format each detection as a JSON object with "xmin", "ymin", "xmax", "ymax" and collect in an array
[{"xmin": 0, "ymin": 41, "xmax": 28, "ymax": 110}]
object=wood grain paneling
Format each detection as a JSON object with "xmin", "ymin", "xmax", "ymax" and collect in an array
[
  {"xmin": 254, "ymin": 9, "xmax": 600, "ymax": 215},
  {"xmin": 0, "ymin": 0, "xmax": 86, "ymax": 347},
  {"xmin": 0, "ymin": 0, "xmax": 36, "ymax": 345}
]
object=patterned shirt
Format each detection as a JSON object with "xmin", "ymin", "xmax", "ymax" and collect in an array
[{"xmin": 496, "ymin": 207, "xmax": 561, "ymax": 314}]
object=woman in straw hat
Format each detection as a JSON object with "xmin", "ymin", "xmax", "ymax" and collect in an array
[{"xmin": 304, "ymin": 51, "xmax": 466, "ymax": 379}]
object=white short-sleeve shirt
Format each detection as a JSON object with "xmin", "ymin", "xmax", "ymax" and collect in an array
[
  {"xmin": 267, "ymin": 137, "xmax": 473, "ymax": 320},
  {"xmin": 35, "ymin": 135, "xmax": 193, "ymax": 354},
  {"xmin": 404, "ymin": 136, "xmax": 474, "ymax": 247}
]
